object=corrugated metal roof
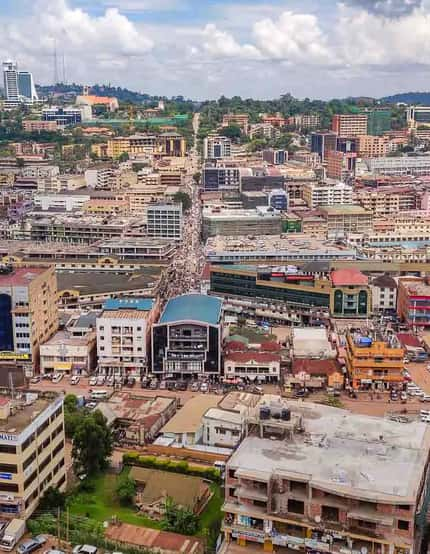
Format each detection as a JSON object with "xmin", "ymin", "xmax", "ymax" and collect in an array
[{"xmin": 159, "ymin": 294, "xmax": 222, "ymax": 325}]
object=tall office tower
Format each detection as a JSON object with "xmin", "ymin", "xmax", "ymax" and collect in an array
[
  {"xmin": 18, "ymin": 71, "xmax": 38, "ymax": 102},
  {"xmin": 3, "ymin": 60, "xmax": 19, "ymax": 102}
]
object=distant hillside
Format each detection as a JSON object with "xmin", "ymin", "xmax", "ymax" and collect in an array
[{"xmin": 380, "ymin": 92, "xmax": 430, "ymax": 105}]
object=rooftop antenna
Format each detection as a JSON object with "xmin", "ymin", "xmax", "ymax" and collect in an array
[{"xmin": 53, "ymin": 38, "xmax": 59, "ymax": 85}]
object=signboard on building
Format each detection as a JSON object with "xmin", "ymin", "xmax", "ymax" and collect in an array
[{"xmin": 0, "ymin": 352, "xmax": 30, "ymax": 360}]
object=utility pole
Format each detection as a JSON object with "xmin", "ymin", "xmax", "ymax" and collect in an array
[{"xmin": 57, "ymin": 507, "xmax": 61, "ymax": 547}]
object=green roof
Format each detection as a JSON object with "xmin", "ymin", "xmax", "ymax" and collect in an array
[{"xmin": 159, "ymin": 294, "xmax": 222, "ymax": 325}]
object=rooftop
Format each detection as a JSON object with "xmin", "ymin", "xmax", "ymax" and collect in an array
[
  {"xmin": 98, "ymin": 393, "xmax": 175, "ymax": 426},
  {"xmin": 319, "ymin": 204, "xmax": 371, "ymax": 216},
  {"xmin": 372, "ymin": 273, "xmax": 397, "ymax": 289},
  {"xmin": 159, "ymin": 294, "xmax": 222, "ymax": 326},
  {"xmin": 161, "ymin": 395, "xmax": 220, "ymax": 434},
  {"xmin": 331, "ymin": 268, "xmax": 368, "ymax": 286},
  {"xmin": 0, "ymin": 266, "xmax": 46, "ymax": 287},
  {"xmin": 57, "ymin": 269, "xmax": 162, "ymax": 296},
  {"xmin": 129, "ymin": 466, "xmax": 209, "ymax": 511},
  {"xmin": 103, "ymin": 298, "xmax": 154, "ymax": 311},
  {"xmin": 229, "ymin": 401, "xmax": 430, "ymax": 503},
  {"xmin": 0, "ymin": 394, "xmax": 59, "ymax": 434},
  {"xmin": 292, "ymin": 358, "xmax": 341, "ymax": 376},
  {"xmin": 41, "ymin": 331, "xmax": 92, "ymax": 347},
  {"xmin": 292, "ymin": 327, "xmax": 336, "ymax": 358}
]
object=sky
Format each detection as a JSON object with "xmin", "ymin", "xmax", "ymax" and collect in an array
[{"xmin": 2, "ymin": 0, "xmax": 430, "ymax": 100}]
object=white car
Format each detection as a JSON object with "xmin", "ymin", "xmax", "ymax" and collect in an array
[
  {"xmin": 421, "ymin": 394, "xmax": 430, "ymax": 402},
  {"xmin": 70, "ymin": 375, "xmax": 80, "ymax": 385},
  {"xmin": 51, "ymin": 372, "xmax": 63, "ymax": 384},
  {"xmin": 89, "ymin": 376, "xmax": 97, "ymax": 386},
  {"xmin": 96, "ymin": 375, "xmax": 105, "ymax": 386},
  {"xmin": 72, "ymin": 546, "xmax": 97, "ymax": 554},
  {"xmin": 200, "ymin": 382, "xmax": 209, "ymax": 393}
]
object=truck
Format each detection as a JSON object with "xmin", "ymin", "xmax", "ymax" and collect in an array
[{"xmin": 0, "ymin": 519, "xmax": 26, "ymax": 551}]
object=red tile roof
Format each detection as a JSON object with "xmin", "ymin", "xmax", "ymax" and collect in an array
[
  {"xmin": 260, "ymin": 341, "xmax": 281, "ymax": 352},
  {"xmin": 226, "ymin": 351, "xmax": 280, "ymax": 363},
  {"xmin": 105, "ymin": 522, "xmax": 203, "ymax": 553},
  {"xmin": 331, "ymin": 268, "xmax": 368, "ymax": 286},
  {"xmin": 225, "ymin": 340, "xmax": 248, "ymax": 351},
  {"xmin": 396, "ymin": 333, "xmax": 421, "ymax": 348},
  {"xmin": 292, "ymin": 358, "xmax": 341, "ymax": 376}
]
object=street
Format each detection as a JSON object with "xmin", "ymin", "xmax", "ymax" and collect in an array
[{"xmin": 157, "ymin": 112, "xmax": 205, "ymax": 302}]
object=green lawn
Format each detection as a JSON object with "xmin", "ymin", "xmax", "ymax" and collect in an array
[
  {"xmin": 68, "ymin": 471, "xmax": 223, "ymax": 536},
  {"xmin": 68, "ymin": 472, "xmax": 162, "ymax": 529}
]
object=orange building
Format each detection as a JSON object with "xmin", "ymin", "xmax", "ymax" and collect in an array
[
  {"xmin": 332, "ymin": 114, "xmax": 368, "ymax": 137},
  {"xmin": 345, "ymin": 331, "xmax": 404, "ymax": 390}
]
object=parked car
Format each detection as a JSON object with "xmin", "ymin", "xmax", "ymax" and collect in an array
[
  {"xmin": 190, "ymin": 382, "xmax": 199, "ymax": 392},
  {"xmin": 30, "ymin": 376, "xmax": 40, "ymax": 384},
  {"xmin": 149, "ymin": 379, "xmax": 158, "ymax": 390},
  {"xmin": 159, "ymin": 380, "xmax": 167, "ymax": 390},
  {"xmin": 140, "ymin": 377, "xmax": 150, "ymax": 388},
  {"xmin": 17, "ymin": 536, "xmax": 46, "ymax": 554},
  {"xmin": 421, "ymin": 394, "xmax": 430, "ymax": 402},
  {"xmin": 70, "ymin": 375, "xmax": 80, "ymax": 385},
  {"xmin": 200, "ymin": 382, "xmax": 209, "ymax": 393},
  {"xmin": 96, "ymin": 375, "xmax": 105, "ymax": 386},
  {"xmin": 72, "ymin": 546, "xmax": 97, "ymax": 554},
  {"xmin": 390, "ymin": 391, "xmax": 398, "ymax": 401},
  {"xmin": 400, "ymin": 391, "xmax": 408, "ymax": 402},
  {"xmin": 166, "ymin": 381, "xmax": 176, "ymax": 391},
  {"xmin": 107, "ymin": 375, "xmax": 115, "ymax": 387},
  {"xmin": 51, "ymin": 373, "xmax": 63, "ymax": 384},
  {"xmin": 89, "ymin": 376, "xmax": 97, "ymax": 386}
]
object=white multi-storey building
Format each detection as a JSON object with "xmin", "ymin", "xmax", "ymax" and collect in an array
[
  {"xmin": 303, "ymin": 181, "xmax": 353, "ymax": 209},
  {"xmin": 203, "ymin": 135, "xmax": 232, "ymax": 159},
  {"xmin": 146, "ymin": 203, "xmax": 182, "ymax": 241},
  {"xmin": 96, "ymin": 298, "xmax": 157, "ymax": 377}
]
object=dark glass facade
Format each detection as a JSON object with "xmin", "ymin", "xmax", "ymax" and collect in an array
[
  {"xmin": 210, "ymin": 271, "xmax": 330, "ymax": 308},
  {"xmin": 0, "ymin": 294, "xmax": 13, "ymax": 351}
]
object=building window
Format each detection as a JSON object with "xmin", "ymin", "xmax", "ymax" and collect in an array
[
  {"xmin": 0, "ymin": 463, "xmax": 17, "ymax": 474},
  {"xmin": 322, "ymin": 505, "xmax": 339, "ymax": 522},
  {"xmin": 0, "ymin": 444, "xmax": 16, "ymax": 455},
  {"xmin": 287, "ymin": 499, "xmax": 304, "ymax": 514},
  {"xmin": 0, "ymin": 483, "xmax": 19, "ymax": 493},
  {"xmin": 398, "ymin": 520, "xmax": 409, "ymax": 531}
]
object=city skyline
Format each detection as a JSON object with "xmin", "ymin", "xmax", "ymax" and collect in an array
[{"xmin": 2, "ymin": 0, "xmax": 430, "ymax": 99}]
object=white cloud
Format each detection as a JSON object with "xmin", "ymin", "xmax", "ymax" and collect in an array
[
  {"xmin": 252, "ymin": 11, "xmax": 332, "ymax": 64},
  {"xmin": 201, "ymin": 23, "xmax": 261, "ymax": 59},
  {"xmin": 337, "ymin": 5, "xmax": 430, "ymax": 65}
]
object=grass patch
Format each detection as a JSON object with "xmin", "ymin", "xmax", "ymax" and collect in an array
[
  {"xmin": 68, "ymin": 471, "xmax": 161, "ymax": 529},
  {"xmin": 198, "ymin": 483, "xmax": 223, "ymax": 534},
  {"xmin": 68, "ymin": 471, "xmax": 224, "ymax": 537}
]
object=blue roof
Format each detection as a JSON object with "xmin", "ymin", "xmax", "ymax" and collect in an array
[
  {"xmin": 159, "ymin": 294, "xmax": 222, "ymax": 325},
  {"xmin": 103, "ymin": 297, "xmax": 154, "ymax": 311}
]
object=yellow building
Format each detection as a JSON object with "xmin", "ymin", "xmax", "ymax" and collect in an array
[
  {"xmin": 0, "ymin": 266, "xmax": 59, "ymax": 370},
  {"xmin": 345, "ymin": 331, "xmax": 404, "ymax": 390},
  {"xmin": 83, "ymin": 198, "xmax": 130, "ymax": 216},
  {"xmin": 0, "ymin": 394, "xmax": 66, "ymax": 519}
]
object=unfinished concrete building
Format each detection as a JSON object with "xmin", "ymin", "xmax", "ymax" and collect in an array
[{"xmin": 223, "ymin": 400, "xmax": 430, "ymax": 554}]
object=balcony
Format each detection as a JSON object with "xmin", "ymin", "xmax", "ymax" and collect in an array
[{"xmin": 235, "ymin": 486, "xmax": 268, "ymax": 503}]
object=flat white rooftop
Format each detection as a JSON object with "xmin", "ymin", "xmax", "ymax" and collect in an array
[{"xmin": 228, "ymin": 401, "xmax": 430, "ymax": 503}]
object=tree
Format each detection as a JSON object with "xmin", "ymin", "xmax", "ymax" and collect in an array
[
  {"xmin": 161, "ymin": 497, "xmax": 198, "ymax": 535},
  {"xmin": 173, "ymin": 191, "xmax": 192, "ymax": 212},
  {"xmin": 72, "ymin": 411, "xmax": 113, "ymax": 476},
  {"xmin": 38, "ymin": 486, "xmax": 66, "ymax": 510},
  {"xmin": 219, "ymin": 125, "xmax": 241, "ymax": 140},
  {"xmin": 118, "ymin": 151, "xmax": 129, "ymax": 162},
  {"xmin": 116, "ymin": 474, "xmax": 136, "ymax": 505},
  {"xmin": 64, "ymin": 394, "xmax": 81, "ymax": 438},
  {"xmin": 192, "ymin": 171, "xmax": 201, "ymax": 185}
]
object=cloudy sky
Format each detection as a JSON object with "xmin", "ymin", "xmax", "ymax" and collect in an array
[{"xmin": 2, "ymin": 0, "xmax": 430, "ymax": 99}]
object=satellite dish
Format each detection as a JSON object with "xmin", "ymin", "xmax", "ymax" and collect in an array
[{"xmin": 314, "ymin": 515, "xmax": 321, "ymax": 523}]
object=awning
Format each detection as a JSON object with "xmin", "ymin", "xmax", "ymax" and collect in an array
[{"xmin": 54, "ymin": 362, "xmax": 72, "ymax": 371}]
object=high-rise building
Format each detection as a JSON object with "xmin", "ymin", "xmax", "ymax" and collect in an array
[
  {"xmin": 2, "ymin": 61, "xmax": 38, "ymax": 104},
  {"xmin": 3, "ymin": 61, "xmax": 19, "ymax": 102},
  {"xmin": 365, "ymin": 108, "xmax": 392, "ymax": 136},
  {"xmin": 17, "ymin": 71, "xmax": 38, "ymax": 102},
  {"xmin": 310, "ymin": 132, "xmax": 337, "ymax": 162},
  {"xmin": 331, "ymin": 114, "xmax": 368, "ymax": 137}
]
